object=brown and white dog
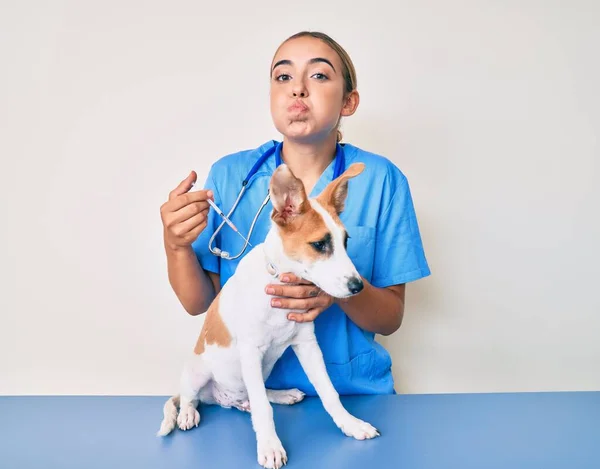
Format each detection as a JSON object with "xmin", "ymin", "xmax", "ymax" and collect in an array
[{"xmin": 158, "ymin": 162, "xmax": 379, "ymax": 469}]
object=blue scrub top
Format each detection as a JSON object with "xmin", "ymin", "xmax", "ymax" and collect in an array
[{"xmin": 192, "ymin": 140, "xmax": 431, "ymax": 396}]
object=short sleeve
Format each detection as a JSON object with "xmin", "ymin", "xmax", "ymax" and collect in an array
[
  {"xmin": 191, "ymin": 166, "xmax": 221, "ymax": 275},
  {"xmin": 371, "ymin": 173, "xmax": 431, "ymax": 288}
]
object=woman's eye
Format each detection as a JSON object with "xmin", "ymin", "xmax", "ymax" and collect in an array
[
  {"xmin": 312, "ymin": 73, "xmax": 328, "ymax": 80},
  {"xmin": 276, "ymin": 74, "xmax": 291, "ymax": 81}
]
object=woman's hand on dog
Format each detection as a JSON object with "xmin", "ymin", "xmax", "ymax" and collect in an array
[{"xmin": 265, "ymin": 274, "xmax": 334, "ymax": 322}]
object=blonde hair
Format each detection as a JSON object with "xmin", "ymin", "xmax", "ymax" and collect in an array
[{"xmin": 274, "ymin": 31, "xmax": 357, "ymax": 142}]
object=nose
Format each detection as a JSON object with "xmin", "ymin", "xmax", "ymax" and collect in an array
[
  {"xmin": 292, "ymin": 80, "xmax": 308, "ymax": 98},
  {"xmin": 347, "ymin": 276, "xmax": 364, "ymax": 295}
]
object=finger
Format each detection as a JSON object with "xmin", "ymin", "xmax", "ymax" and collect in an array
[
  {"xmin": 163, "ymin": 205, "xmax": 209, "ymax": 232},
  {"xmin": 265, "ymin": 284, "xmax": 320, "ymax": 299},
  {"xmin": 167, "ymin": 190, "xmax": 214, "ymax": 212},
  {"xmin": 172, "ymin": 211, "xmax": 208, "ymax": 237},
  {"xmin": 167, "ymin": 201, "xmax": 210, "ymax": 226},
  {"xmin": 288, "ymin": 308, "xmax": 321, "ymax": 323},
  {"xmin": 270, "ymin": 297, "xmax": 320, "ymax": 310},
  {"xmin": 279, "ymin": 273, "xmax": 313, "ymax": 285},
  {"xmin": 169, "ymin": 171, "xmax": 197, "ymax": 200},
  {"xmin": 273, "ymin": 295, "xmax": 332, "ymax": 310},
  {"xmin": 184, "ymin": 220, "xmax": 208, "ymax": 243}
]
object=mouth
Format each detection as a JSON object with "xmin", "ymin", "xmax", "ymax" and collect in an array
[
  {"xmin": 313, "ymin": 286, "xmax": 357, "ymax": 300},
  {"xmin": 288, "ymin": 101, "xmax": 309, "ymax": 113}
]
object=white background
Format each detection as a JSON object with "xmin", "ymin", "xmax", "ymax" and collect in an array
[{"xmin": 1, "ymin": 1, "xmax": 598, "ymax": 395}]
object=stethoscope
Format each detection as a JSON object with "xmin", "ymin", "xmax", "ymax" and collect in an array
[{"xmin": 208, "ymin": 140, "xmax": 346, "ymax": 260}]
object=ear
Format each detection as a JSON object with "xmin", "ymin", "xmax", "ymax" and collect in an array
[
  {"xmin": 317, "ymin": 162, "xmax": 365, "ymax": 214},
  {"xmin": 269, "ymin": 164, "xmax": 308, "ymax": 225},
  {"xmin": 340, "ymin": 89, "xmax": 360, "ymax": 117}
]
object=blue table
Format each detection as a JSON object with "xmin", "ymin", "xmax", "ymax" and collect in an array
[{"xmin": 0, "ymin": 392, "xmax": 598, "ymax": 468}]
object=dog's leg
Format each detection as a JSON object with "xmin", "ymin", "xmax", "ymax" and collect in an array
[
  {"xmin": 175, "ymin": 357, "xmax": 212, "ymax": 432},
  {"xmin": 263, "ymin": 347, "xmax": 305, "ymax": 406},
  {"xmin": 156, "ymin": 394, "xmax": 180, "ymax": 436},
  {"xmin": 266, "ymin": 389, "xmax": 306, "ymax": 405},
  {"xmin": 240, "ymin": 345, "xmax": 287, "ymax": 469},
  {"xmin": 292, "ymin": 334, "xmax": 380, "ymax": 440}
]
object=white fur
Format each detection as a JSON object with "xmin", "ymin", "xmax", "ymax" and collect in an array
[
  {"xmin": 158, "ymin": 196, "xmax": 379, "ymax": 469},
  {"xmin": 306, "ymin": 200, "xmax": 362, "ymax": 297}
]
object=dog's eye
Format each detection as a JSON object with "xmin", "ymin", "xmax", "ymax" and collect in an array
[
  {"xmin": 310, "ymin": 240, "xmax": 326, "ymax": 252},
  {"xmin": 344, "ymin": 232, "xmax": 350, "ymax": 249},
  {"xmin": 309, "ymin": 233, "xmax": 332, "ymax": 254}
]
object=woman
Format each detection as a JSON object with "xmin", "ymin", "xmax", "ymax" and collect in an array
[{"xmin": 160, "ymin": 31, "xmax": 430, "ymax": 396}]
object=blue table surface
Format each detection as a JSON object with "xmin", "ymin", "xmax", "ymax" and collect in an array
[{"xmin": 0, "ymin": 392, "xmax": 598, "ymax": 469}]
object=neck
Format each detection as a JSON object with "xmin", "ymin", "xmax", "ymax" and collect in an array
[
  {"xmin": 262, "ymin": 227, "xmax": 297, "ymax": 279},
  {"xmin": 280, "ymin": 134, "xmax": 337, "ymax": 194}
]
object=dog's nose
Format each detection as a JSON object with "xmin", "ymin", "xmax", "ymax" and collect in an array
[{"xmin": 347, "ymin": 277, "xmax": 364, "ymax": 294}]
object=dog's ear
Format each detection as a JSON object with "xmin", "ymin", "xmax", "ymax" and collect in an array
[
  {"xmin": 269, "ymin": 164, "xmax": 309, "ymax": 225},
  {"xmin": 317, "ymin": 162, "xmax": 365, "ymax": 214}
]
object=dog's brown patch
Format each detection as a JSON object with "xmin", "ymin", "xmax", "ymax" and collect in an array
[
  {"xmin": 269, "ymin": 162, "xmax": 365, "ymax": 264},
  {"xmin": 315, "ymin": 196, "xmax": 344, "ymax": 228},
  {"xmin": 316, "ymin": 163, "xmax": 365, "ymax": 216},
  {"xmin": 194, "ymin": 294, "xmax": 232, "ymax": 355},
  {"xmin": 279, "ymin": 205, "xmax": 331, "ymax": 262}
]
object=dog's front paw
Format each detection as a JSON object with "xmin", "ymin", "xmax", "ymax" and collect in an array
[
  {"xmin": 177, "ymin": 405, "xmax": 200, "ymax": 431},
  {"xmin": 235, "ymin": 400, "xmax": 251, "ymax": 413},
  {"xmin": 257, "ymin": 436, "xmax": 287, "ymax": 469},
  {"xmin": 338, "ymin": 415, "xmax": 380, "ymax": 440}
]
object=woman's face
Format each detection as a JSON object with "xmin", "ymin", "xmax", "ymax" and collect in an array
[{"xmin": 270, "ymin": 36, "xmax": 356, "ymax": 143}]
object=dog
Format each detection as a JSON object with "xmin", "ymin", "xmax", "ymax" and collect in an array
[{"xmin": 158, "ymin": 161, "xmax": 379, "ymax": 469}]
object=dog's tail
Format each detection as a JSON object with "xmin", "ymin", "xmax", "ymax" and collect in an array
[{"xmin": 156, "ymin": 394, "xmax": 180, "ymax": 436}]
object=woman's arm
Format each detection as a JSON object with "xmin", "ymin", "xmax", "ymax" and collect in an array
[
  {"xmin": 335, "ymin": 279, "xmax": 405, "ymax": 336},
  {"xmin": 165, "ymin": 243, "xmax": 220, "ymax": 315},
  {"xmin": 160, "ymin": 172, "xmax": 221, "ymax": 316}
]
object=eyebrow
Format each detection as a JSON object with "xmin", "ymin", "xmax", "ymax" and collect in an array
[{"xmin": 271, "ymin": 57, "xmax": 337, "ymax": 74}]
